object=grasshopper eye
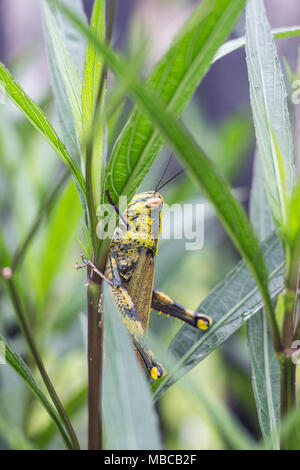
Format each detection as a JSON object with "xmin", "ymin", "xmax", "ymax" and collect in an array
[{"xmin": 147, "ymin": 198, "xmax": 162, "ymax": 207}]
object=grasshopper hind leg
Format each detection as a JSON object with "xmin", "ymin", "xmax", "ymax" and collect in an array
[{"xmin": 151, "ymin": 289, "xmax": 213, "ymax": 330}]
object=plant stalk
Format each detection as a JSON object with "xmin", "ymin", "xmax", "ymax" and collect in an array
[
  {"xmin": 5, "ymin": 277, "xmax": 80, "ymax": 450},
  {"xmin": 86, "ymin": 0, "xmax": 116, "ymax": 450},
  {"xmin": 279, "ymin": 245, "xmax": 299, "ymax": 449},
  {"xmin": 280, "ymin": 354, "xmax": 296, "ymax": 449},
  {"xmin": 87, "ymin": 276, "xmax": 103, "ymax": 449}
]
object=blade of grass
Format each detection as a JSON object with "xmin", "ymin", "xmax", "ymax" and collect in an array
[
  {"xmin": 0, "ymin": 62, "xmax": 85, "ymax": 196},
  {"xmin": 0, "ymin": 333, "xmax": 73, "ymax": 450},
  {"xmin": 53, "ymin": 0, "xmax": 282, "ymax": 355}
]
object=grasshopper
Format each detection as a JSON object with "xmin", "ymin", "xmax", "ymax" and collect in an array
[{"xmin": 80, "ymin": 191, "xmax": 212, "ymax": 380}]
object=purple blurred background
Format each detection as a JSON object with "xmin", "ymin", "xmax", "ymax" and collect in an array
[
  {"xmin": 1, "ymin": 0, "xmax": 299, "ymax": 118},
  {"xmin": 0, "ymin": 0, "xmax": 299, "ymax": 187}
]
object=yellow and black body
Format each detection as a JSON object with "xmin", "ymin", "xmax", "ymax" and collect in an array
[{"xmin": 104, "ymin": 191, "xmax": 213, "ymax": 380}]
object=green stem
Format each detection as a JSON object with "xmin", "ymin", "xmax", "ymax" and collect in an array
[
  {"xmin": 5, "ymin": 278, "xmax": 80, "ymax": 450},
  {"xmin": 280, "ymin": 354, "xmax": 296, "ymax": 449},
  {"xmin": 85, "ymin": 0, "xmax": 116, "ymax": 257},
  {"xmin": 283, "ymin": 247, "xmax": 299, "ymax": 349},
  {"xmin": 87, "ymin": 278, "xmax": 103, "ymax": 449},
  {"xmin": 263, "ymin": 293, "xmax": 282, "ymax": 355},
  {"xmin": 279, "ymin": 245, "xmax": 299, "ymax": 449},
  {"xmin": 86, "ymin": 1, "xmax": 116, "ymax": 450}
]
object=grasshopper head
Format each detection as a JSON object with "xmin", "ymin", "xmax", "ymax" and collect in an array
[
  {"xmin": 128, "ymin": 191, "xmax": 164, "ymax": 210},
  {"xmin": 126, "ymin": 192, "xmax": 164, "ymax": 255}
]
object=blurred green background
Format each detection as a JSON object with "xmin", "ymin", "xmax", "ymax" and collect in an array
[{"xmin": 0, "ymin": 0, "xmax": 299, "ymax": 450}]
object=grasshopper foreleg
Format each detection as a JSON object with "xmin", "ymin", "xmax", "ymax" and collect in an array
[
  {"xmin": 75, "ymin": 256, "xmax": 113, "ymax": 286},
  {"xmin": 151, "ymin": 289, "xmax": 212, "ymax": 331},
  {"xmin": 108, "ymin": 248, "xmax": 123, "ymax": 287}
]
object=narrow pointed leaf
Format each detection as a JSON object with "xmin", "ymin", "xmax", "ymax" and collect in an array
[
  {"xmin": 248, "ymin": 153, "xmax": 280, "ymax": 449},
  {"xmin": 245, "ymin": 0, "xmax": 295, "ymax": 228},
  {"xmin": 45, "ymin": 0, "xmax": 87, "ymax": 79},
  {"xmin": 214, "ymin": 25, "xmax": 300, "ymax": 63},
  {"xmin": 82, "ymin": 0, "xmax": 106, "ymax": 207},
  {"xmin": 0, "ymin": 62, "xmax": 85, "ymax": 195},
  {"xmin": 42, "ymin": 0, "xmax": 86, "ymax": 160},
  {"xmin": 42, "ymin": 0, "xmax": 83, "ymax": 146}
]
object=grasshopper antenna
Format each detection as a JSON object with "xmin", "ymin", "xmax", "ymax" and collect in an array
[
  {"xmin": 154, "ymin": 153, "xmax": 173, "ymax": 192},
  {"xmin": 105, "ymin": 189, "xmax": 128, "ymax": 229},
  {"xmin": 156, "ymin": 168, "xmax": 185, "ymax": 193}
]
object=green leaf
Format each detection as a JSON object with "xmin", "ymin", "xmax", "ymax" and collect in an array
[
  {"xmin": 0, "ymin": 334, "xmax": 73, "ymax": 449},
  {"xmin": 53, "ymin": 0, "xmax": 281, "ymax": 351},
  {"xmin": 82, "ymin": 0, "xmax": 105, "ymax": 136},
  {"xmin": 285, "ymin": 177, "xmax": 300, "ymax": 262},
  {"xmin": 250, "ymin": 154, "xmax": 275, "ymax": 240},
  {"xmin": 82, "ymin": 0, "xmax": 106, "ymax": 208},
  {"xmin": 102, "ymin": 285, "xmax": 161, "ymax": 450},
  {"xmin": 152, "ymin": 232, "xmax": 284, "ymax": 400},
  {"xmin": 104, "ymin": 0, "xmax": 248, "ymax": 203},
  {"xmin": 42, "ymin": 0, "xmax": 83, "ymax": 146},
  {"xmin": 45, "ymin": 0, "xmax": 87, "ymax": 79},
  {"xmin": 42, "ymin": 1, "xmax": 83, "ymax": 161},
  {"xmin": 247, "ymin": 309, "xmax": 280, "ymax": 448},
  {"xmin": 245, "ymin": 0, "xmax": 295, "ymax": 229},
  {"xmin": 214, "ymin": 25, "xmax": 300, "ymax": 63},
  {"xmin": 248, "ymin": 153, "xmax": 280, "ymax": 449},
  {"xmin": 0, "ymin": 62, "xmax": 85, "ymax": 196}
]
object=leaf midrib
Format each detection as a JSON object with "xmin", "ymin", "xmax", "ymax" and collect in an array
[
  {"xmin": 249, "ymin": 0, "xmax": 286, "ymax": 223},
  {"xmin": 153, "ymin": 240, "xmax": 284, "ymax": 398}
]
